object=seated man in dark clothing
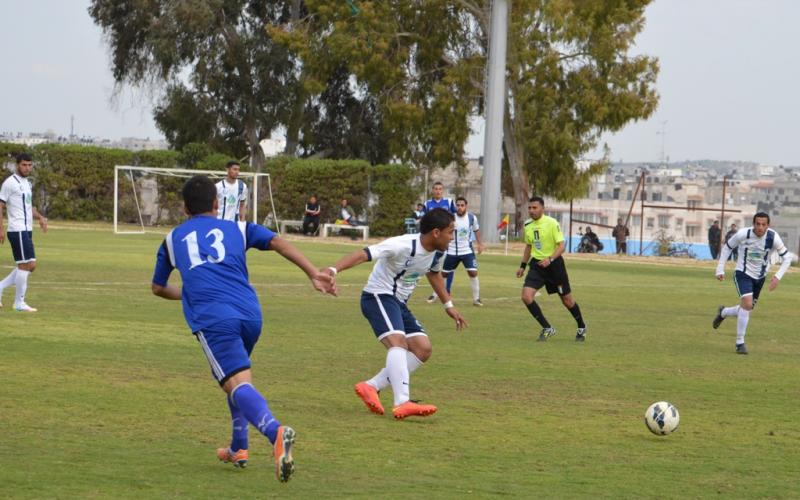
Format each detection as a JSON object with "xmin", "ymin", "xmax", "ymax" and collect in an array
[
  {"xmin": 578, "ymin": 226, "xmax": 603, "ymax": 253},
  {"xmin": 303, "ymin": 195, "xmax": 321, "ymax": 235}
]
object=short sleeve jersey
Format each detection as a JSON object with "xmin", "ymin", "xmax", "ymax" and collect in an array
[
  {"xmin": 448, "ymin": 212, "xmax": 479, "ymax": 256},
  {"xmin": 216, "ymin": 179, "xmax": 249, "ymax": 221},
  {"xmin": 423, "ymin": 198, "xmax": 456, "ymax": 214},
  {"xmin": 151, "ymin": 215, "xmax": 275, "ymax": 332},
  {"xmin": 363, "ymin": 233, "xmax": 444, "ymax": 302},
  {"xmin": 523, "ymin": 215, "xmax": 564, "ymax": 260},
  {"xmin": 723, "ymin": 227, "xmax": 789, "ymax": 280},
  {"xmin": 0, "ymin": 174, "xmax": 34, "ymax": 232}
]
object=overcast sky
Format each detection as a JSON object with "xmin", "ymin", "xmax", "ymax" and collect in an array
[{"xmin": 3, "ymin": 1, "xmax": 800, "ymax": 165}]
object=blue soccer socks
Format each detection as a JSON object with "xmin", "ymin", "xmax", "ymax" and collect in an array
[{"xmin": 231, "ymin": 383, "xmax": 281, "ymax": 445}]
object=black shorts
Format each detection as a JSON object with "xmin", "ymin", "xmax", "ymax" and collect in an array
[
  {"xmin": 523, "ymin": 256, "xmax": 571, "ymax": 296},
  {"xmin": 8, "ymin": 231, "xmax": 36, "ymax": 263}
]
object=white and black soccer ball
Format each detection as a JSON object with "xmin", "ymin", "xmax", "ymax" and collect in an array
[{"xmin": 644, "ymin": 401, "xmax": 680, "ymax": 436}]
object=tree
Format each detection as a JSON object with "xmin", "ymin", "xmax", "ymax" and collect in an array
[
  {"xmin": 89, "ymin": 0, "xmax": 299, "ymax": 171},
  {"xmin": 280, "ymin": 0, "xmax": 658, "ymax": 207}
]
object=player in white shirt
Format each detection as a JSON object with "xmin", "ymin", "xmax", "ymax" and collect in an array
[
  {"xmin": 215, "ymin": 161, "xmax": 249, "ymax": 221},
  {"xmin": 327, "ymin": 208, "xmax": 468, "ymax": 420},
  {"xmin": 442, "ymin": 197, "xmax": 485, "ymax": 306},
  {"xmin": 0, "ymin": 154, "xmax": 48, "ymax": 312},
  {"xmin": 712, "ymin": 212, "xmax": 793, "ymax": 354}
]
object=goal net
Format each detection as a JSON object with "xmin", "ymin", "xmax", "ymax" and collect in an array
[{"xmin": 113, "ymin": 165, "xmax": 278, "ymax": 234}]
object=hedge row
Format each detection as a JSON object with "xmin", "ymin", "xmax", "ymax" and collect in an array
[{"xmin": 1, "ymin": 143, "xmax": 420, "ymax": 236}]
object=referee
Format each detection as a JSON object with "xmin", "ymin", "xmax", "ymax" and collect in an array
[{"xmin": 516, "ymin": 196, "xmax": 587, "ymax": 342}]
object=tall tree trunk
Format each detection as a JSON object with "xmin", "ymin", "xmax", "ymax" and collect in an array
[{"xmin": 503, "ymin": 102, "xmax": 530, "ymax": 230}]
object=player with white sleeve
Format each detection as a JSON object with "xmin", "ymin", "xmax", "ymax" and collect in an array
[
  {"xmin": 712, "ymin": 212, "xmax": 793, "ymax": 354},
  {"xmin": 327, "ymin": 208, "xmax": 468, "ymax": 420},
  {"xmin": 0, "ymin": 153, "xmax": 48, "ymax": 312},
  {"xmin": 442, "ymin": 196, "xmax": 485, "ymax": 306},
  {"xmin": 215, "ymin": 161, "xmax": 249, "ymax": 221}
]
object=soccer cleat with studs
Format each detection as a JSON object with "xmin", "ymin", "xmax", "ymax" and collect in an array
[
  {"xmin": 392, "ymin": 400, "xmax": 437, "ymax": 420},
  {"xmin": 14, "ymin": 302, "xmax": 37, "ymax": 312},
  {"xmin": 735, "ymin": 343, "xmax": 748, "ymax": 355},
  {"xmin": 472, "ymin": 299, "xmax": 484, "ymax": 307},
  {"xmin": 216, "ymin": 447, "xmax": 249, "ymax": 468},
  {"xmin": 273, "ymin": 426, "xmax": 296, "ymax": 483},
  {"xmin": 354, "ymin": 382, "xmax": 385, "ymax": 415},
  {"xmin": 575, "ymin": 327, "xmax": 587, "ymax": 342},
  {"xmin": 712, "ymin": 305, "xmax": 725, "ymax": 329},
  {"xmin": 426, "ymin": 294, "xmax": 437, "ymax": 304},
  {"xmin": 537, "ymin": 327, "xmax": 556, "ymax": 342}
]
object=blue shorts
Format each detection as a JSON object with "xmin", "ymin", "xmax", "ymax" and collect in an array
[
  {"xmin": 360, "ymin": 292, "xmax": 427, "ymax": 341},
  {"xmin": 8, "ymin": 231, "xmax": 35, "ymax": 263},
  {"xmin": 194, "ymin": 318, "xmax": 262, "ymax": 385},
  {"xmin": 734, "ymin": 270, "xmax": 765, "ymax": 305},
  {"xmin": 443, "ymin": 253, "xmax": 477, "ymax": 273}
]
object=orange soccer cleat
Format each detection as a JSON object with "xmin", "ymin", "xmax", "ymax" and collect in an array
[
  {"xmin": 354, "ymin": 382, "xmax": 385, "ymax": 415},
  {"xmin": 216, "ymin": 447, "xmax": 249, "ymax": 468},
  {"xmin": 392, "ymin": 401, "xmax": 438, "ymax": 420},
  {"xmin": 273, "ymin": 426, "xmax": 296, "ymax": 483}
]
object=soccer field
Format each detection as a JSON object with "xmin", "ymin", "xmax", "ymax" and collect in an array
[{"xmin": 2, "ymin": 225, "xmax": 799, "ymax": 498}]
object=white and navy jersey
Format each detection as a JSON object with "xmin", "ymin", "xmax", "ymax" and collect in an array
[
  {"xmin": 216, "ymin": 179, "xmax": 249, "ymax": 221},
  {"xmin": 0, "ymin": 174, "xmax": 34, "ymax": 232},
  {"xmin": 152, "ymin": 215, "xmax": 275, "ymax": 332},
  {"xmin": 423, "ymin": 197, "xmax": 455, "ymax": 214},
  {"xmin": 448, "ymin": 212, "xmax": 479, "ymax": 256},
  {"xmin": 717, "ymin": 227, "xmax": 792, "ymax": 280},
  {"xmin": 363, "ymin": 233, "xmax": 445, "ymax": 302}
]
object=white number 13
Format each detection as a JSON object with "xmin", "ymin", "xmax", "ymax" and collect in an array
[{"xmin": 182, "ymin": 229, "xmax": 226, "ymax": 269}]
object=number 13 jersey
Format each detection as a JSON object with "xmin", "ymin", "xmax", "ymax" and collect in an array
[{"xmin": 152, "ymin": 215, "xmax": 276, "ymax": 331}]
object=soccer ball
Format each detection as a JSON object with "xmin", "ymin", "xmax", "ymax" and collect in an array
[{"xmin": 644, "ymin": 401, "xmax": 680, "ymax": 435}]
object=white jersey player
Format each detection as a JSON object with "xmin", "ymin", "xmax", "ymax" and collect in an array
[
  {"xmin": 327, "ymin": 208, "xmax": 468, "ymax": 420},
  {"xmin": 216, "ymin": 161, "xmax": 249, "ymax": 221},
  {"xmin": 0, "ymin": 153, "xmax": 48, "ymax": 312},
  {"xmin": 442, "ymin": 197, "xmax": 485, "ymax": 306},
  {"xmin": 712, "ymin": 212, "xmax": 793, "ymax": 354}
]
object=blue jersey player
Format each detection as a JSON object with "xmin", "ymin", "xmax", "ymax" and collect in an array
[
  {"xmin": 423, "ymin": 182, "xmax": 455, "ymax": 303},
  {"xmin": 151, "ymin": 175, "xmax": 335, "ymax": 482}
]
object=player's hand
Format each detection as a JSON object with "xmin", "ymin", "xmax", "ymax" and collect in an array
[
  {"xmin": 446, "ymin": 307, "xmax": 468, "ymax": 331},
  {"xmin": 516, "ymin": 268, "xmax": 525, "ymax": 278},
  {"xmin": 537, "ymin": 257, "xmax": 551, "ymax": 268},
  {"xmin": 769, "ymin": 276, "xmax": 780, "ymax": 291},
  {"xmin": 39, "ymin": 217, "xmax": 48, "ymax": 233},
  {"xmin": 311, "ymin": 271, "xmax": 337, "ymax": 296},
  {"xmin": 0, "ymin": 232, "xmax": 4, "ymax": 244},
  {"xmin": 477, "ymin": 243, "xmax": 485, "ymax": 255},
  {"xmin": 716, "ymin": 273, "xmax": 725, "ymax": 281}
]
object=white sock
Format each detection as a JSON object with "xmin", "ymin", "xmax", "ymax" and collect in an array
[
  {"xmin": 0, "ymin": 269, "xmax": 17, "ymax": 292},
  {"xmin": 736, "ymin": 308, "xmax": 750, "ymax": 345},
  {"xmin": 386, "ymin": 347, "xmax": 410, "ymax": 406},
  {"xmin": 722, "ymin": 305, "xmax": 739, "ymax": 318},
  {"xmin": 14, "ymin": 270, "xmax": 30, "ymax": 306},
  {"xmin": 470, "ymin": 276, "xmax": 480, "ymax": 301},
  {"xmin": 368, "ymin": 350, "xmax": 425, "ymax": 392}
]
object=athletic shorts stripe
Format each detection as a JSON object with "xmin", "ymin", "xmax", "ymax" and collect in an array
[
  {"xmin": 197, "ymin": 331, "xmax": 225, "ymax": 380},
  {"xmin": 361, "ymin": 292, "xmax": 426, "ymax": 340}
]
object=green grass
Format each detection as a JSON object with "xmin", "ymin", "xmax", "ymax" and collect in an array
[{"xmin": 1, "ymin": 224, "xmax": 799, "ymax": 498}]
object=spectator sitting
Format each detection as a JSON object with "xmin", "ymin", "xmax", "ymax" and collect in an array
[
  {"xmin": 303, "ymin": 194, "xmax": 321, "ymax": 235},
  {"xmin": 339, "ymin": 198, "xmax": 365, "ymax": 226},
  {"xmin": 578, "ymin": 226, "xmax": 603, "ymax": 253},
  {"xmin": 413, "ymin": 203, "xmax": 425, "ymax": 220}
]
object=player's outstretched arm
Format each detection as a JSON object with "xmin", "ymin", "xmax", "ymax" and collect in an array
[
  {"xmin": 268, "ymin": 237, "xmax": 336, "ymax": 295},
  {"xmin": 329, "ymin": 248, "xmax": 370, "ymax": 275},
  {"xmin": 152, "ymin": 283, "xmax": 181, "ymax": 300}
]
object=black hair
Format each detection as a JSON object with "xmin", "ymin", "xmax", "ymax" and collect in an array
[
  {"xmin": 182, "ymin": 175, "xmax": 217, "ymax": 215},
  {"xmin": 16, "ymin": 153, "xmax": 32, "ymax": 163},
  {"xmin": 529, "ymin": 196, "xmax": 545, "ymax": 206},
  {"xmin": 226, "ymin": 160, "xmax": 240, "ymax": 169},
  {"xmin": 432, "ymin": 181, "xmax": 444, "ymax": 187},
  {"xmin": 753, "ymin": 212, "xmax": 770, "ymax": 224},
  {"xmin": 420, "ymin": 208, "xmax": 454, "ymax": 234},
  {"xmin": 456, "ymin": 196, "xmax": 468, "ymax": 204}
]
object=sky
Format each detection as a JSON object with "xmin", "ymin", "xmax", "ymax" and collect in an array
[{"xmin": 3, "ymin": 1, "xmax": 800, "ymax": 165}]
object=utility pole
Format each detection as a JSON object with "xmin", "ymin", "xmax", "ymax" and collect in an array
[{"xmin": 479, "ymin": 0, "xmax": 509, "ymax": 243}]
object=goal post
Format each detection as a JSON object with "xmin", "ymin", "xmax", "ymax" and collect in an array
[{"xmin": 113, "ymin": 165, "xmax": 278, "ymax": 234}]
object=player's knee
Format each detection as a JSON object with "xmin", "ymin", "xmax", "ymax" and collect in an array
[
  {"xmin": 561, "ymin": 294, "xmax": 575, "ymax": 308},
  {"xmin": 467, "ymin": 270, "xmax": 478, "ymax": 278}
]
